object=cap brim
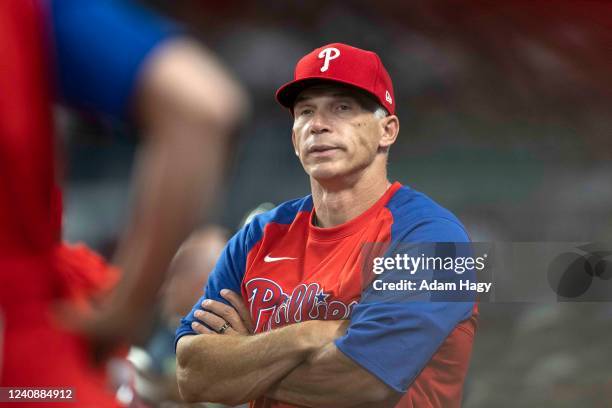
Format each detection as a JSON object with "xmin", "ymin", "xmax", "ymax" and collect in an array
[{"xmin": 275, "ymin": 76, "xmax": 379, "ymax": 111}]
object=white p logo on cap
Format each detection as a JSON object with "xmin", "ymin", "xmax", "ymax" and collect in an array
[{"xmin": 318, "ymin": 47, "xmax": 340, "ymax": 72}]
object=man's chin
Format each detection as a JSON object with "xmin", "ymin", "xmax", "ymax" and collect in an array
[{"xmin": 307, "ymin": 166, "xmax": 347, "ymax": 182}]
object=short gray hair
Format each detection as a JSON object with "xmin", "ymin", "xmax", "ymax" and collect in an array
[{"xmin": 373, "ymin": 106, "xmax": 389, "ymax": 119}]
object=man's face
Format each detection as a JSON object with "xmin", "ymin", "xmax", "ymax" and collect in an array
[{"xmin": 292, "ymin": 84, "xmax": 389, "ymax": 181}]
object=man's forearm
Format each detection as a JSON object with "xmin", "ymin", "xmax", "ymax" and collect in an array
[
  {"xmin": 176, "ymin": 320, "xmax": 342, "ymax": 405},
  {"xmin": 267, "ymin": 342, "xmax": 400, "ymax": 408},
  {"xmin": 110, "ymin": 127, "xmax": 226, "ymax": 322}
]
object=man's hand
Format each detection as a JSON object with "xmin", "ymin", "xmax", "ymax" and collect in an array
[
  {"xmin": 190, "ymin": 289, "xmax": 349, "ymax": 340},
  {"xmin": 192, "ymin": 289, "xmax": 254, "ymax": 335}
]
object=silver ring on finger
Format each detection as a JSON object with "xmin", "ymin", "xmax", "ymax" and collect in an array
[{"xmin": 218, "ymin": 322, "xmax": 231, "ymax": 334}]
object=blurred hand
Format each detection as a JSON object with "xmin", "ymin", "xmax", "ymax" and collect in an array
[{"xmin": 52, "ymin": 300, "xmax": 137, "ymax": 363}]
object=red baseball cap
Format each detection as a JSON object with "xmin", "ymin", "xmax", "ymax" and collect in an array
[{"xmin": 276, "ymin": 43, "xmax": 396, "ymax": 115}]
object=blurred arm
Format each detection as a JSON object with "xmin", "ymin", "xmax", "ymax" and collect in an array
[{"xmin": 98, "ymin": 39, "xmax": 248, "ymax": 340}]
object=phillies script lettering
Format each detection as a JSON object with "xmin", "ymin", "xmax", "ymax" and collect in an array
[{"xmin": 245, "ymin": 278, "xmax": 357, "ymax": 333}]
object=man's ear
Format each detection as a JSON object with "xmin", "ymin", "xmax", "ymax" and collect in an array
[{"xmin": 379, "ymin": 115, "xmax": 399, "ymax": 148}]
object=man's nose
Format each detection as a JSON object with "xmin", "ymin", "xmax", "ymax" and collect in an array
[{"xmin": 309, "ymin": 110, "xmax": 331, "ymax": 134}]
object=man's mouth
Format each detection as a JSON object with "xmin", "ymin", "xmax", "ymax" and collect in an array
[{"xmin": 307, "ymin": 144, "xmax": 340, "ymax": 154}]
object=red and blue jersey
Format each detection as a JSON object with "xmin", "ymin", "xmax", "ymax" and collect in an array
[{"xmin": 176, "ymin": 182, "xmax": 478, "ymax": 407}]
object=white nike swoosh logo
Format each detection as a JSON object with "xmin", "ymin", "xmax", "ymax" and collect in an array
[{"xmin": 264, "ymin": 255, "xmax": 297, "ymax": 262}]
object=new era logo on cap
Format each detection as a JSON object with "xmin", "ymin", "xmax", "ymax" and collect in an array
[{"xmin": 276, "ymin": 43, "xmax": 396, "ymax": 115}]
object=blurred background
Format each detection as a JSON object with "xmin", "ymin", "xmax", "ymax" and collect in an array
[{"xmin": 58, "ymin": 1, "xmax": 612, "ymax": 407}]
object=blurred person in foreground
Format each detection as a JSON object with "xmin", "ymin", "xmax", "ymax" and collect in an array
[
  {"xmin": 0, "ymin": 0, "xmax": 246, "ymax": 406},
  {"xmin": 176, "ymin": 43, "xmax": 477, "ymax": 408},
  {"xmin": 163, "ymin": 228, "xmax": 230, "ymax": 330},
  {"xmin": 132, "ymin": 227, "xmax": 229, "ymax": 405}
]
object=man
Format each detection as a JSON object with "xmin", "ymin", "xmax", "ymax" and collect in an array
[
  {"xmin": 176, "ymin": 43, "xmax": 477, "ymax": 408},
  {"xmin": 162, "ymin": 227, "xmax": 230, "ymax": 330},
  {"xmin": 131, "ymin": 226, "xmax": 233, "ymax": 405},
  {"xmin": 0, "ymin": 0, "xmax": 246, "ymax": 406}
]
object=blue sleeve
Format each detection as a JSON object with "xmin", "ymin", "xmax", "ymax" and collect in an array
[
  {"xmin": 50, "ymin": 0, "xmax": 181, "ymax": 118},
  {"xmin": 173, "ymin": 198, "xmax": 307, "ymax": 349},
  {"xmin": 334, "ymin": 217, "xmax": 475, "ymax": 393},
  {"xmin": 174, "ymin": 225, "xmax": 249, "ymax": 349}
]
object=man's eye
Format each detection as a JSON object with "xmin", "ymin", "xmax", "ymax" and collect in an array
[
  {"xmin": 298, "ymin": 109, "xmax": 313, "ymax": 116},
  {"xmin": 337, "ymin": 104, "xmax": 351, "ymax": 111}
]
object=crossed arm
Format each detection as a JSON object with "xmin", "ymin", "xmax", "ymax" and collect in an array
[{"xmin": 175, "ymin": 290, "xmax": 401, "ymax": 407}]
